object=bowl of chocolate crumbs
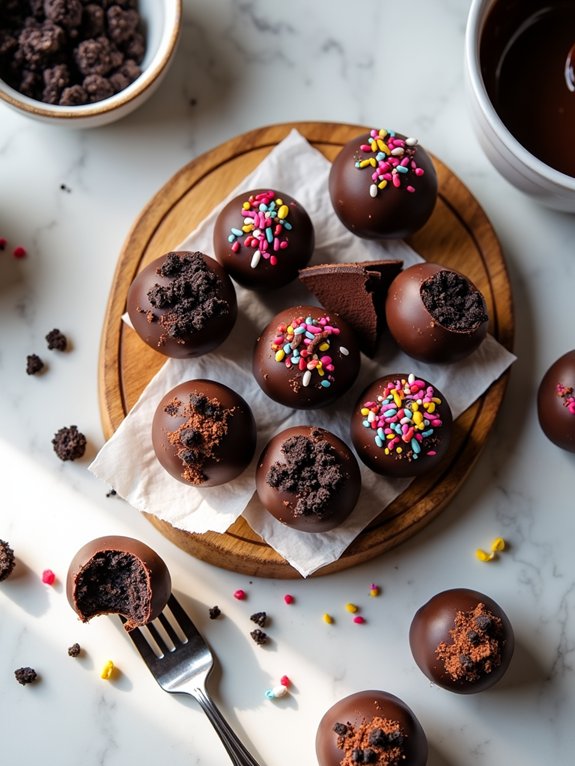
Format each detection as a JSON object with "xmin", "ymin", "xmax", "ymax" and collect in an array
[{"xmin": 0, "ymin": 0, "xmax": 182, "ymax": 127}]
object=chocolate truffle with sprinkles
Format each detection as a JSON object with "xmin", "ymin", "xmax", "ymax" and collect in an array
[
  {"xmin": 537, "ymin": 350, "xmax": 575, "ymax": 452},
  {"xmin": 409, "ymin": 588, "xmax": 514, "ymax": 693},
  {"xmin": 152, "ymin": 380, "xmax": 256, "ymax": 487},
  {"xmin": 316, "ymin": 690, "xmax": 428, "ymax": 766},
  {"xmin": 256, "ymin": 426, "xmax": 361, "ymax": 532},
  {"xmin": 0, "ymin": 539, "xmax": 16, "ymax": 581},
  {"xmin": 351, "ymin": 374, "xmax": 453, "ymax": 478},
  {"xmin": 253, "ymin": 305, "xmax": 361, "ymax": 409},
  {"xmin": 52, "ymin": 425, "xmax": 87, "ymax": 461},
  {"xmin": 329, "ymin": 127, "xmax": 438, "ymax": 240},
  {"xmin": 213, "ymin": 188, "xmax": 315, "ymax": 289},
  {"xmin": 127, "ymin": 251, "xmax": 238, "ymax": 359}
]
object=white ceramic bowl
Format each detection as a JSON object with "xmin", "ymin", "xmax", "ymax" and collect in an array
[
  {"xmin": 464, "ymin": 0, "xmax": 575, "ymax": 212},
  {"xmin": 0, "ymin": 0, "xmax": 182, "ymax": 128}
]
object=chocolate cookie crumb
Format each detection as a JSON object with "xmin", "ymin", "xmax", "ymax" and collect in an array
[
  {"xmin": 14, "ymin": 667, "xmax": 38, "ymax": 685},
  {"xmin": 67, "ymin": 643, "xmax": 81, "ymax": 657},
  {"xmin": 106, "ymin": 488, "xmax": 117, "ymax": 498},
  {"xmin": 45, "ymin": 328, "xmax": 68, "ymax": 351},
  {"xmin": 0, "ymin": 539, "xmax": 16, "ymax": 581},
  {"xmin": 250, "ymin": 629, "xmax": 268, "ymax": 646},
  {"xmin": 26, "ymin": 353, "xmax": 44, "ymax": 375},
  {"xmin": 250, "ymin": 611, "xmax": 267, "ymax": 628},
  {"xmin": 52, "ymin": 425, "xmax": 87, "ymax": 461},
  {"xmin": 208, "ymin": 605, "xmax": 221, "ymax": 620}
]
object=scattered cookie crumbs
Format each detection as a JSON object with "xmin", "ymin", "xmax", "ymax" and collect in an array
[
  {"xmin": 45, "ymin": 328, "xmax": 68, "ymax": 351},
  {"xmin": 106, "ymin": 488, "xmax": 117, "ymax": 498},
  {"xmin": 250, "ymin": 629, "xmax": 268, "ymax": 646},
  {"xmin": 323, "ymin": 613, "xmax": 334, "ymax": 625},
  {"xmin": 13, "ymin": 246, "xmax": 27, "ymax": 259},
  {"xmin": 345, "ymin": 602, "xmax": 359, "ymax": 614},
  {"xmin": 283, "ymin": 593, "xmax": 295, "ymax": 605},
  {"xmin": 60, "ymin": 184, "xmax": 72, "ymax": 193},
  {"xmin": 0, "ymin": 539, "xmax": 16, "ymax": 581},
  {"xmin": 100, "ymin": 660, "xmax": 115, "ymax": 680},
  {"xmin": 14, "ymin": 667, "xmax": 37, "ymax": 685},
  {"xmin": 250, "ymin": 611, "xmax": 267, "ymax": 628},
  {"xmin": 353, "ymin": 616, "xmax": 366, "ymax": 625},
  {"xmin": 369, "ymin": 583, "xmax": 381, "ymax": 597},
  {"xmin": 52, "ymin": 425, "xmax": 87, "ymax": 461},
  {"xmin": 26, "ymin": 354, "xmax": 45, "ymax": 375},
  {"xmin": 68, "ymin": 643, "xmax": 81, "ymax": 658},
  {"xmin": 234, "ymin": 589, "xmax": 247, "ymax": 600},
  {"xmin": 476, "ymin": 536, "xmax": 508, "ymax": 563},
  {"xmin": 41, "ymin": 569, "xmax": 56, "ymax": 585},
  {"xmin": 209, "ymin": 605, "xmax": 221, "ymax": 619},
  {"xmin": 265, "ymin": 683, "xmax": 289, "ymax": 700}
]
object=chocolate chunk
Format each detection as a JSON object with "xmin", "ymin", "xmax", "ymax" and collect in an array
[
  {"xmin": 250, "ymin": 611, "xmax": 267, "ymax": 628},
  {"xmin": 249, "ymin": 629, "xmax": 268, "ymax": 646},
  {"xmin": 26, "ymin": 354, "xmax": 44, "ymax": 375},
  {"xmin": 45, "ymin": 328, "xmax": 67, "ymax": 351},
  {"xmin": 14, "ymin": 667, "xmax": 37, "ymax": 685}
]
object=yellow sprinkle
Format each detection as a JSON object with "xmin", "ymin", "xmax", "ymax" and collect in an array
[
  {"xmin": 287, "ymin": 325, "xmax": 294, "ymax": 334},
  {"xmin": 475, "ymin": 548, "xmax": 495, "ymax": 562},
  {"xmin": 413, "ymin": 411, "xmax": 423, "ymax": 425},
  {"xmin": 275, "ymin": 349, "xmax": 285, "ymax": 362},
  {"xmin": 378, "ymin": 179, "xmax": 388, "ymax": 190},
  {"xmin": 377, "ymin": 138, "xmax": 390, "ymax": 154},
  {"xmin": 358, "ymin": 159, "xmax": 372, "ymax": 168},
  {"xmin": 490, "ymin": 537, "xmax": 506, "ymax": 552},
  {"xmin": 242, "ymin": 224, "xmax": 254, "ymax": 233},
  {"xmin": 345, "ymin": 603, "xmax": 359, "ymax": 614},
  {"xmin": 242, "ymin": 201, "xmax": 251, "ymax": 210},
  {"xmin": 393, "ymin": 392, "xmax": 402, "ymax": 408},
  {"xmin": 378, "ymin": 128, "xmax": 388, "ymax": 138},
  {"xmin": 100, "ymin": 660, "xmax": 115, "ymax": 680},
  {"xmin": 275, "ymin": 198, "xmax": 283, "ymax": 206},
  {"xmin": 317, "ymin": 366, "xmax": 324, "ymax": 376},
  {"xmin": 369, "ymin": 586, "xmax": 380, "ymax": 597},
  {"xmin": 278, "ymin": 204, "xmax": 289, "ymax": 219},
  {"xmin": 426, "ymin": 402, "xmax": 436, "ymax": 413},
  {"xmin": 361, "ymin": 407, "xmax": 370, "ymax": 416},
  {"xmin": 318, "ymin": 342, "xmax": 329, "ymax": 352},
  {"xmin": 411, "ymin": 401, "xmax": 419, "ymax": 411},
  {"xmin": 396, "ymin": 447, "xmax": 403, "ymax": 454},
  {"xmin": 323, "ymin": 613, "xmax": 334, "ymax": 624}
]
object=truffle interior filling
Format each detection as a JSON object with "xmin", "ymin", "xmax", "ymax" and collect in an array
[
  {"xmin": 420, "ymin": 270, "xmax": 487, "ymax": 331},
  {"xmin": 333, "ymin": 715, "xmax": 407, "ymax": 766},
  {"xmin": 74, "ymin": 551, "xmax": 150, "ymax": 624}
]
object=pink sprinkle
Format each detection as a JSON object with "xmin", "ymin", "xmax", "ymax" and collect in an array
[
  {"xmin": 280, "ymin": 675, "xmax": 291, "ymax": 687},
  {"xmin": 353, "ymin": 616, "xmax": 366, "ymax": 624},
  {"xmin": 42, "ymin": 569, "xmax": 56, "ymax": 585},
  {"xmin": 270, "ymin": 255, "xmax": 278, "ymax": 266},
  {"xmin": 415, "ymin": 168, "xmax": 424, "ymax": 176},
  {"xmin": 234, "ymin": 589, "xmax": 247, "ymax": 600},
  {"xmin": 13, "ymin": 245, "xmax": 27, "ymax": 259},
  {"xmin": 392, "ymin": 174, "xmax": 401, "ymax": 188},
  {"xmin": 231, "ymin": 241, "xmax": 240, "ymax": 253},
  {"xmin": 279, "ymin": 240, "xmax": 289, "ymax": 249},
  {"xmin": 283, "ymin": 594, "xmax": 295, "ymax": 605}
]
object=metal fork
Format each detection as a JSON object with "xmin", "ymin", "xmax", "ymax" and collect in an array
[{"xmin": 122, "ymin": 594, "xmax": 263, "ymax": 766}]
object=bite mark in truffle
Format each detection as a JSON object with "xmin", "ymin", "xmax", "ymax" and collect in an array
[{"xmin": 420, "ymin": 269, "xmax": 488, "ymax": 331}]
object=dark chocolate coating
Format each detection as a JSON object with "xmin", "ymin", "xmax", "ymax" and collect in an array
[
  {"xmin": 537, "ymin": 350, "xmax": 575, "ymax": 452},
  {"xmin": 213, "ymin": 188, "xmax": 315, "ymax": 289},
  {"xmin": 66, "ymin": 536, "xmax": 171, "ymax": 630},
  {"xmin": 127, "ymin": 251, "xmax": 237, "ymax": 359},
  {"xmin": 351, "ymin": 374, "xmax": 453, "ymax": 478},
  {"xmin": 152, "ymin": 379, "xmax": 257, "ymax": 487},
  {"xmin": 329, "ymin": 129, "xmax": 438, "ymax": 240},
  {"xmin": 315, "ymin": 690, "xmax": 428, "ymax": 766},
  {"xmin": 253, "ymin": 305, "xmax": 361, "ymax": 409},
  {"xmin": 255, "ymin": 426, "xmax": 361, "ymax": 532},
  {"xmin": 409, "ymin": 588, "xmax": 514, "ymax": 694},
  {"xmin": 385, "ymin": 262, "xmax": 489, "ymax": 363}
]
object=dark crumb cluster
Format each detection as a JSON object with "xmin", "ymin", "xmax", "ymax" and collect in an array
[
  {"xmin": 249, "ymin": 628, "xmax": 268, "ymax": 646},
  {"xmin": 208, "ymin": 605, "xmax": 221, "ymax": 620},
  {"xmin": 52, "ymin": 424, "xmax": 87, "ymax": 461},
  {"xmin": 67, "ymin": 642, "xmax": 81, "ymax": 657},
  {"xmin": 250, "ymin": 611, "xmax": 267, "ymax": 628},
  {"xmin": 333, "ymin": 717, "xmax": 407, "ymax": 766},
  {"xmin": 45, "ymin": 328, "xmax": 68, "ymax": 351},
  {"xmin": 26, "ymin": 353, "xmax": 45, "ymax": 375},
  {"xmin": 0, "ymin": 539, "xmax": 16, "ymax": 581},
  {"xmin": 14, "ymin": 666, "xmax": 38, "ymax": 685},
  {"xmin": 0, "ymin": 0, "xmax": 144, "ymax": 106},
  {"xmin": 420, "ymin": 270, "xmax": 488, "ymax": 331}
]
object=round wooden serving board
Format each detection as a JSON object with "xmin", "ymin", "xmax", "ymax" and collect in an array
[{"xmin": 99, "ymin": 121, "xmax": 514, "ymax": 579}]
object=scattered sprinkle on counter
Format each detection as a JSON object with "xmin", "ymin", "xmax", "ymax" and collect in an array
[
  {"xmin": 280, "ymin": 675, "xmax": 291, "ymax": 687},
  {"xmin": 345, "ymin": 602, "xmax": 359, "ymax": 614},
  {"xmin": 41, "ymin": 569, "xmax": 56, "ymax": 585},
  {"xmin": 476, "ymin": 536, "xmax": 508, "ymax": 562},
  {"xmin": 14, "ymin": 667, "xmax": 37, "ymax": 685},
  {"xmin": 100, "ymin": 660, "xmax": 115, "ymax": 680},
  {"xmin": 13, "ymin": 245, "xmax": 27, "ymax": 259},
  {"xmin": 353, "ymin": 615, "xmax": 366, "ymax": 625},
  {"xmin": 265, "ymin": 684, "xmax": 289, "ymax": 700},
  {"xmin": 323, "ymin": 613, "xmax": 334, "ymax": 625},
  {"xmin": 369, "ymin": 583, "xmax": 381, "ymax": 597},
  {"xmin": 234, "ymin": 588, "xmax": 247, "ymax": 600},
  {"xmin": 283, "ymin": 593, "xmax": 295, "ymax": 604}
]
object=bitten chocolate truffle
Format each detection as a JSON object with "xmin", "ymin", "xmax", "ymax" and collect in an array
[
  {"xmin": 253, "ymin": 305, "xmax": 361, "ymax": 409},
  {"xmin": 152, "ymin": 380, "xmax": 256, "ymax": 487},
  {"xmin": 409, "ymin": 588, "xmax": 514, "ymax": 694},
  {"xmin": 537, "ymin": 350, "xmax": 575, "ymax": 453},
  {"xmin": 67, "ymin": 536, "xmax": 171, "ymax": 632},
  {"xmin": 385, "ymin": 262, "xmax": 489, "ymax": 363},
  {"xmin": 213, "ymin": 188, "xmax": 315, "ymax": 289},
  {"xmin": 329, "ymin": 128, "xmax": 438, "ymax": 240},
  {"xmin": 127, "ymin": 251, "xmax": 237, "ymax": 359},
  {"xmin": 255, "ymin": 426, "xmax": 361, "ymax": 532},
  {"xmin": 316, "ymin": 690, "xmax": 428, "ymax": 766},
  {"xmin": 351, "ymin": 373, "xmax": 453, "ymax": 478}
]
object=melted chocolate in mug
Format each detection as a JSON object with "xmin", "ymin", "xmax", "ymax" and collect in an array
[{"xmin": 480, "ymin": 0, "xmax": 575, "ymax": 177}]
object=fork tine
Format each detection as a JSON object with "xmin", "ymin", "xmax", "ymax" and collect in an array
[
  {"xmin": 125, "ymin": 624, "xmax": 160, "ymax": 667},
  {"xmin": 145, "ymin": 621, "xmax": 170, "ymax": 656},
  {"xmin": 166, "ymin": 593, "xmax": 198, "ymax": 637},
  {"xmin": 157, "ymin": 611, "xmax": 182, "ymax": 647}
]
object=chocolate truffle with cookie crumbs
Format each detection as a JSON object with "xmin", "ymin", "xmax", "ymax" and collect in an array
[
  {"xmin": 127, "ymin": 252, "xmax": 237, "ymax": 359},
  {"xmin": 152, "ymin": 380, "xmax": 256, "ymax": 487},
  {"xmin": 255, "ymin": 426, "xmax": 361, "ymax": 532},
  {"xmin": 0, "ymin": 539, "xmax": 16, "ymax": 581}
]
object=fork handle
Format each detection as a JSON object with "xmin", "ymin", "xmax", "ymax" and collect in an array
[{"xmin": 191, "ymin": 687, "xmax": 263, "ymax": 766}]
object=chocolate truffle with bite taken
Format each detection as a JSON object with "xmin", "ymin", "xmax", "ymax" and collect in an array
[
  {"xmin": 537, "ymin": 350, "xmax": 575, "ymax": 453},
  {"xmin": 213, "ymin": 188, "xmax": 314, "ymax": 289},
  {"xmin": 127, "ymin": 251, "xmax": 237, "ymax": 359},
  {"xmin": 385, "ymin": 262, "xmax": 488, "ymax": 363},
  {"xmin": 253, "ymin": 305, "xmax": 361, "ymax": 409},
  {"xmin": 255, "ymin": 426, "xmax": 361, "ymax": 532},
  {"xmin": 67, "ymin": 536, "xmax": 171, "ymax": 631},
  {"xmin": 152, "ymin": 380, "xmax": 256, "ymax": 487},
  {"xmin": 409, "ymin": 588, "xmax": 514, "ymax": 693},
  {"xmin": 316, "ymin": 690, "xmax": 428, "ymax": 766},
  {"xmin": 329, "ymin": 128, "xmax": 438, "ymax": 240},
  {"xmin": 351, "ymin": 373, "xmax": 453, "ymax": 478}
]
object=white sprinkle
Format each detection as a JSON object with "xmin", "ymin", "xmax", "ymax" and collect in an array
[
  {"xmin": 391, "ymin": 147, "xmax": 405, "ymax": 156},
  {"xmin": 408, "ymin": 373, "xmax": 415, "ymax": 384},
  {"xmin": 302, "ymin": 370, "xmax": 312, "ymax": 387},
  {"xmin": 340, "ymin": 346, "xmax": 349, "ymax": 356},
  {"xmin": 369, "ymin": 184, "xmax": 378, "ymax": 198},
  {"xmin": 272, "ymin": 684, "xmax": 288, "ymax": 698},
  {"xmin": 406, "ymin": 137, "xmax": 419, "ymax": 146},
  {"xmin": 251, "ymin": 250, "xmax": 261, "ymax": 269}
]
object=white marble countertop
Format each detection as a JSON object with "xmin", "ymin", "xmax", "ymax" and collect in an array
[{"xmin": 1, "ymin": 1, "xmax": 574, "ymax": 764}]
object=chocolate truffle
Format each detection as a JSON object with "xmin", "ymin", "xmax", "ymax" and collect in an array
[
  {"xmin": 316, "ymin": 690, "xmax": 428, "ymax": 766},
  {"xmin": 351, "ymin": 373, "xmax": 453, "ymax": 478},
  {"xmin": 213, "ymin": 188, "xmax": 315, "ymax": 289},
  {"xmin": 537, "ymin": 350, "xmax": 575, "ymax": 452},
  {"xmin": 299, "ymin": 260, "xmax": 403, "ymax": 356},
  {"xmin": 329, "ymin": 128, "xmax": 438, "ymax": 240},
  {"xmin": 67, "ymin": 536, "xmax": 171, "ymax": 632},
  {"xmin": 253, "ymin": 305, "xmax": 361, "ymax": 409},
  {"xmin": 0, "ymin": 539, "xmax": 16, "ymax": 581},
  {"xmin": 409, "ymin": 588, "xmax": 514, "ymax": 694},
  {"xmin": 152, "ymin": 380, "xmax": 256, "ymax": 487},
  {"xmin": 127, "ymin": 251, "xmax": 237, "ymax": 359},
  {"xmin": 385, "ymin": 262, "xmax": 489, "ymax": 363},
  {"xmin": 255, "ymin": 426, "xmax": 361, "ymax": 532}
]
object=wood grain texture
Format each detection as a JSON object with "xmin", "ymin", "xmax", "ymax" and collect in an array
[{"xmin": 98, "ymin": 121, "xmax": 514, "ymax": 579}]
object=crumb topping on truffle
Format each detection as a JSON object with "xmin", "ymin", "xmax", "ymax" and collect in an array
[
  {"xmin": 333, "ymin": 715, "xmax": 407, "ymax": 766},
  {"xmin": 420, "ymin": 270, "xmax": 487, "ymax": 331}
]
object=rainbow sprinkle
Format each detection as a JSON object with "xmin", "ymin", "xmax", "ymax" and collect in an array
[
  {"xmin": 271, "ymin": 314, "xmax": 348, "ymax": 392},
  {"xmin": 360, "ymin": 373, "xmax": 444, "ymax": 461},
  {"xmin": 556, "ymin": 383, "xmax": 575, "ymax": 414},
  {"xmin": 227, "ymin": 190, "xmax": 292, "ymax": 269},
  {"xmin": 356, "ymin": 128, "xmax": 424, "ymax": 197}
]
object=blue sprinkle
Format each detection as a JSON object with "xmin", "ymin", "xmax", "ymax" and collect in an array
[
  {"xmin": 321, "ymin": 380, "xmax": 331, "ymax": 388},
  {"xmin": 259, "ymin": 203, "xmax": 268, "ymax": 212},
  {"xmin": 411, "ymin": 438, "xmax": 421, "ymax": 454},
  {"xmin": 355, "ymin": 161, "xmax": 361, "ymax": 168},
  {"xmin": 294, "ymin": 326, "xmax": 306, "ymax": 335},
  {"xmin": 305, "ymin": 317, "xmax": 313, "ymax": 324},
  {"xmin": 383, "ymin": 409, "xmax": 397, "ymax": 417},
  {"xmin": 376, "ymin": 151, "xmax": 385, "ymax": 161},
  {"xmin": 305, "ymin": 332, "xmax": 315, "ymax": 340},
  {"xmin": 377, "ymin": 427, "xmax": 385, "ymax": 439},
  {"xmin": 231, "ymin": 227, "xmax": 243, "ymax": 237},
  {"xmin": 283, "ymin": 221, "xmax": 293, "ymax": 230},
  {"xmin": 362, "ymin": 420, "xmax": 370, "ymax": 428},
  {"xmin": 292, "ymin": 348, "xmax": 300, "ymax": 357},
  {"xmin": 421, "ymin": 429, "xmax": 434, "ymax": 437},
  {"xmin": 396, "ymin": 165, "xmax": 408, "ymax": 174},
  {"xmin": 227, "ymin": 234, "xmax": 235, "ymax": 243},
  {"xmin": 375, "ymin": 435, "xmax": 384, "ymax": 448},
  {"xmin": 283, "ymin": 343, "xmax": 291, "ymax": 354},
  {"xmin": 265, "ymin": 690, "xmax": 274, "ymax": 700},
  {"xmin": 266, "ymin": 227, "xmax": 273, "ymax": 243}
]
